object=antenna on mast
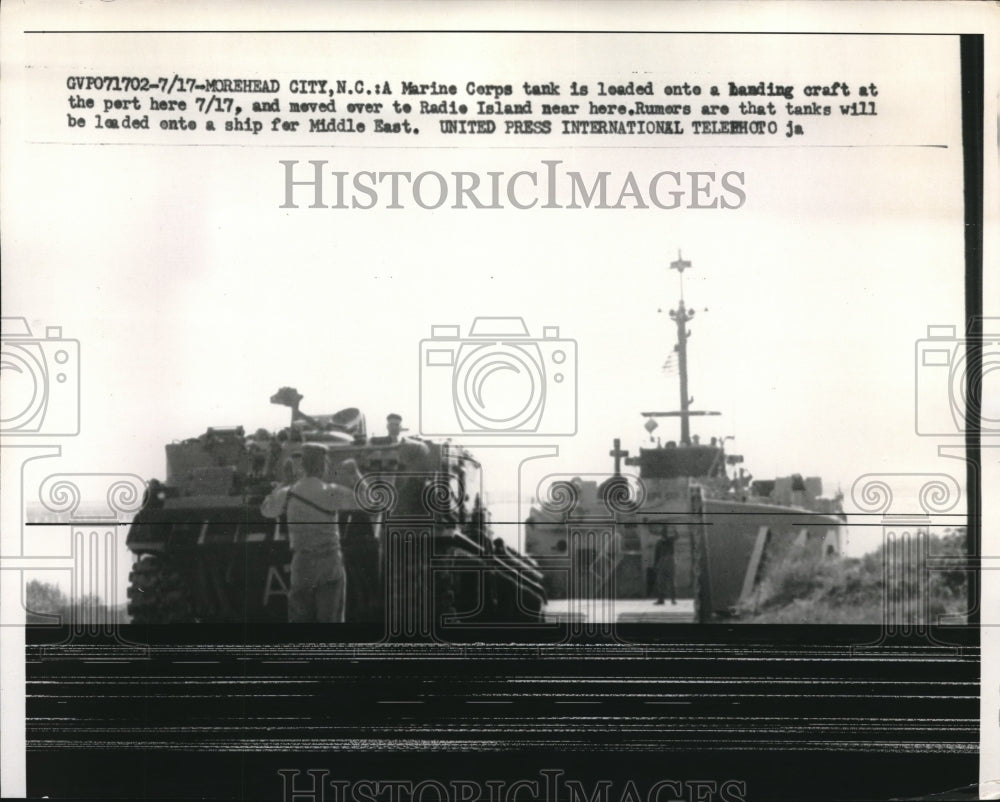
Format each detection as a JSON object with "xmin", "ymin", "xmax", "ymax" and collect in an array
[
  {"xmin": 643, "ymin": 251, "xmax": 720, "ymax": 446},
  {"xmin": 671, "ymin": 250, "xmax": 691, "ymax": 303}
]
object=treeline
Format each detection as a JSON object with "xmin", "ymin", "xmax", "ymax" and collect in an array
[
  {"xmin": 23, "ymin": 579, "xmax": 128, "ymax": 625},
  {"xmin": 738, "ymin": 528, "xmax": 969, "ymax": 624}
]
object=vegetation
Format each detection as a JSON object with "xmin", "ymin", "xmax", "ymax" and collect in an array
[
  {"xmin": 20, "ymin": 528, "xmax": 971, "ymax": 628},
  {"xmin": 736, "ymin": 528, "xmax": 969, "ymax": 624},
  {"xmin": 23, "ymin": 579, "xmax": 127, "ymax": 625}
]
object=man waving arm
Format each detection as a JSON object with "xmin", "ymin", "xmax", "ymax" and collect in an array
[
  {"xmin": 328, "ymin": 458, "xmax": 368, "ymax": 509},
  {"xmin": 261, "ymin": 455, "xmax": 300, "ymax": 518}
]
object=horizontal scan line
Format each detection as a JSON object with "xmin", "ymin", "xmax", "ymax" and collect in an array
[
  {"xmin": 23, "ymin": 30, "xmax": 957, "ymax": 36},
  {"xmin": 80, "ymin": 660, "xmax": 133, "ymax": 664},
  {"xmin": 25, "ymin": 521, "xmax": 131, "ymax": 526},
  {"xmin": 25, "ymin": 513, "xmax": 960, "ymax": 526},
  {"xmin": 24, "ymin": 142, "xmax": 950, "ymax": 151}
]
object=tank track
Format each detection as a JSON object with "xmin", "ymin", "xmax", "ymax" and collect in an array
[
  {"xmin": 383, "ymin": 533, "xmax": 459, "ymax": 638},
  {"xmin": 127, "ymin": 554, "xmax": 195, "ymax": 624}
]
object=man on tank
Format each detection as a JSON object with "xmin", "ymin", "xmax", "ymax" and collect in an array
[{"xmin": 261, "ymin": 443, "xmax": 365, "ymax": 623}]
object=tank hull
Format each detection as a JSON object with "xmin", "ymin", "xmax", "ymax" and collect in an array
[
  {"xmin": 127, "ymin": 494, "xmax": 546, "ymax": 626},
  {"xmin": 126, "ymin": 417, "xmax": 546, "ymax": 626},
  {"xmin": 127, "ymin": 495, "xmax": 296, "ymax": 622}
]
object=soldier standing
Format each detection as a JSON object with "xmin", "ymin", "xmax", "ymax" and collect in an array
[
  {"xmin": 386, "ymin": 413, "xmax": 404, "ymax": 443},
  {"xmin": 653, "ymin": 527, "xmax": 677, "ymax": 606},
  {"xmin": 261, "ymin": 443, "xmax": 364, "ymax": 623}
]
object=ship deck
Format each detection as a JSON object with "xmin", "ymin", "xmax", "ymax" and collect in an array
[{"xmin": 542, "ymin": 597, "xmax": 696, "ymax": 624}]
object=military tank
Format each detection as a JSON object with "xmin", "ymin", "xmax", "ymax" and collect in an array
[
  {"xmin": 126, "ymin": 387, "xmax": 546, "ymax": 630},
  {"xmin": 524, "ymin": 254, "xmax": 845, "ymax": 622}
]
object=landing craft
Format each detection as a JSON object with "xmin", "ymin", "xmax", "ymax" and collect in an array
[{"xmin": 525, "ymin": 253, "xmax": 845, "ymax": 622}]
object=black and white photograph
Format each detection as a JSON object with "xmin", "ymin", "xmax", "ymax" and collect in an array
[{"xmin": 1, "ymin": 3, "xmax": 996, "ymax": 800}]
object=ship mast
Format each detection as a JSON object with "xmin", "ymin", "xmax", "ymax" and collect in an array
[
  {"xmin": 669, "ymin": 252, "xmax": 695, "ymax": 445},
  {"xmin": 642, "ymin": 251, "xmax": 719, "ymax": 445}
]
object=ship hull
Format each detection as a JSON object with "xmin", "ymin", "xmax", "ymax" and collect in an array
[
  {"xmin": 525, "ymin": 483, "xmax": 843, "ymax": 616},
  {"xmin": 697, "ymin": 498, "xmax": 842, "ymax": 614}
]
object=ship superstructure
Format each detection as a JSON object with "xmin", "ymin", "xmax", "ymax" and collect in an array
[{"xmin": 525, "ymin": 253, "xmax": 844, "ymax": 620}]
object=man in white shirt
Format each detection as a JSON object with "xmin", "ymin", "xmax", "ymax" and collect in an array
[{"xmin": 261, "ymin": 443, "xmax": 364, "ymax": 623}]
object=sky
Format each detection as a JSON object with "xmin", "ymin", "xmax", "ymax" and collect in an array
[{"xmin": 1, "ymin": 29, "xmax": 973, "ymax": 595}]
